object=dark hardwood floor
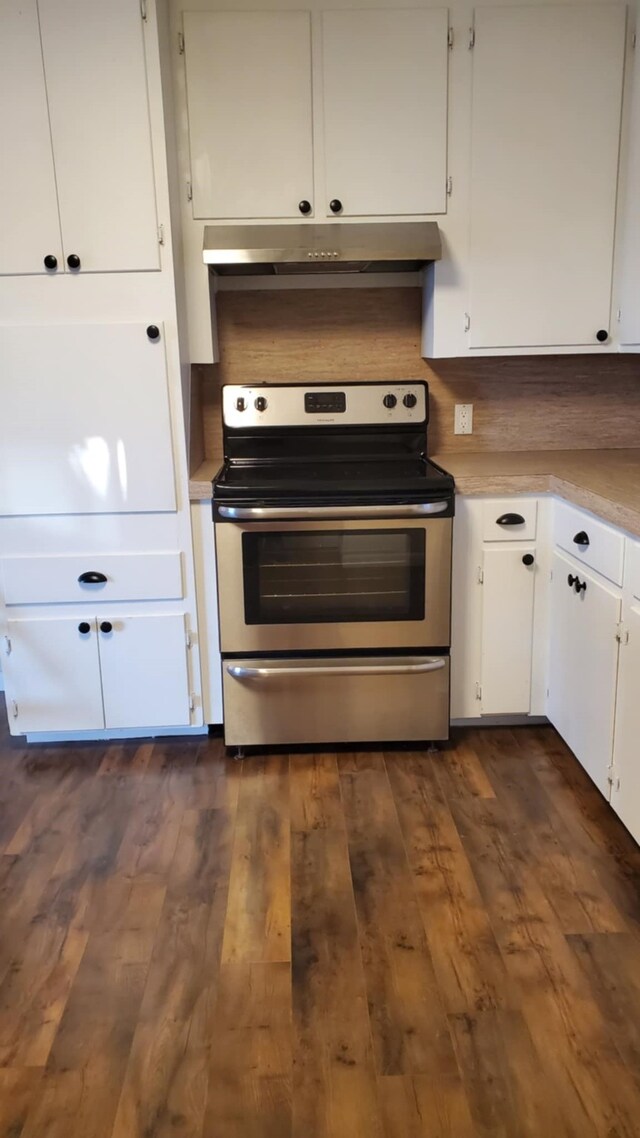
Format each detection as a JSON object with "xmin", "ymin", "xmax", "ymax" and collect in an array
[{"xmin": 0, "ymin": 720, "xmax": 640, "ymax": 1137}]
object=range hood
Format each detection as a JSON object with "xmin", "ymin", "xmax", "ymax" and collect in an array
[{"xmin": 203, "ymin": 221, "xmax": 442, "ymax": 276}]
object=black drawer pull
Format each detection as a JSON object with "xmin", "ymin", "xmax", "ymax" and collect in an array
[
  {"xmin": 78, "ymin": 571, "xmax": 107, "ymax": 585},
  {"xmin": 496, "ymin": 512, "xmax": 525, "ymax": 526},
  {"xmin": 573, "ymin": 531, "xmax": 590, "ymax": 547}
]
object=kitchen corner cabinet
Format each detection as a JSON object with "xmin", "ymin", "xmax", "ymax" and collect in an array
[
  {"xmin": 182, "ymin": 8, "xmax": 449, "ymax": 222},
  {"xmin": 3, "ymin": 614, "xmax": 192, "ymax": 734},
  {"xmin": 0, "ymin": 323, "xmax": 176, "ymax": 516},
  {"xmin": 0, "ymin": 0, "xmax": 159, "ymax": 275},
  {"xmin": 547, "ymin": 549, "xmax": 621, "ymax": 796},
  {"xmin": 467, "ymin": 4, "xmax": 626, "ymax": 350}
]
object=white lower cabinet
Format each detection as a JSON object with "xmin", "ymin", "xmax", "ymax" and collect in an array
[
  {"xmin": 610, "ymin": 601, "xmax": 640, "ymax": 842},
  {"xmin": 4, "ymin": 613, "xmax": 191, "ymax": 734},
  {"xmin": 547, "ymin": 549, "xmax": 621, "ymax": 796},
  {"xmin": 480, "ymin": 545, "xmax": 536, "ymax": 714}
]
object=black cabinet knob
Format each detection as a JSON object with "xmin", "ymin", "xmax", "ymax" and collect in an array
[
  {"xmin": 383, "ymin": 393, "xmax": 397, "ymax": 409},
  {"xmin": 575, "ymin": 579, "xmax": 587, "ymax": 594},
  {"xmin": 66, "ymin": 253, "xmax": 81, "ymax": 270},
  {"xmin": 78, "ymin": 571, "xmax": 107, "ymax": 585},
  {"xmin": 44, "ymin": 254, "xmax": 58, "ymax": 270},
  {"xmin": 100, "ymin": 621, "xmax": 113, "ymax": 634},
  {"xmin": 78, "ymin": 621, "xmax": 91, "ymax": 634},
  {"xmin": 596, "ymin": 329, "xmax": 608, "ymax": 343},
  {"xmin": 568, "ymin": 574, "xmax": 577, "ymax": 588},
  {"xmin": 329, "ymin": 199, "xmax": 343, "ymax": 214},
  {"xmin": 403, "ymin": 393, "xmax": 417, "ymax": 408},
  {"xmin": 146, "ymin": 324, "xmax": 160, "ymax": 341},
  {"xmin": 496, "ymin": 512, "xmax": 525, "ymax": 526},
  {"xmin": 298, "ymin": 200, "xmax": 312, "ymax": 215},
  {"xmin": 522, "ymin": 553, "xmax": 535, "ymax": 566},
  {"xmin": 573, "ymin": 530, "xmax": 589, "ymax": 547}
]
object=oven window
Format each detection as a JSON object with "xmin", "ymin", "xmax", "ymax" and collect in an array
[{"xmin": 242, "ymin": 528, "xmax": 425, "ymax": 624}]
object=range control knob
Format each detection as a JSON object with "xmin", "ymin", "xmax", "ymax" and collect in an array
[
  {"xmin": 236, "ymin": 397, "xmax": 246, "ymax": 412},
  {"xmin": 403, "ymin": 393, "xmax": 417, "ymax": 408},
  {"xmin": 254, "ymin": 396, "xmax": 267, "ymax": 412},
  {"xmin": 383, "ymin": 393, "xmax": 397, "ymax": 409}
]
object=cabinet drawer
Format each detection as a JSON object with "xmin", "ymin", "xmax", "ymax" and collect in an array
[
  {"xmin": 553, "ymin": 500, "xmax": 624, "ymax": 585},
  {"xmin": 482, "ymin": 499, "xmax": 537, "ymax": 541},
  {"xmin": 626, "ymin": 538, "xmax": 640, "ymax": 600},
  {"xmin": 1, "ymin": 553, "xmax": 183, "ymax": 605}
]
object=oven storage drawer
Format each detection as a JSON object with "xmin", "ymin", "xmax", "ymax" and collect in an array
[{"xmin": 222, "ymin": 655, "xmax": 450, "ymax": 746}]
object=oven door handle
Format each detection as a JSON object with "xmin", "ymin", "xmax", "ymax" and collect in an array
[
  {"xmin": 217, "ymin": 502, "xmax": 449, "ymax": 520},
  {"xmin": 227, "ymin": 657, "xmax": 447, "ymax": 679}
]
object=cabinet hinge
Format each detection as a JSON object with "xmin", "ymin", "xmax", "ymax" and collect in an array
[
  {"xmin": 157, "ymin": 224, "xmax": 165, "ymax": 246},
  {"xmin": 186, "ymin": 630, "xmax": 193, "ymax": 649},
  {"xmin": 469, "ymin": 25, "xmax": 476, "ymax": 49},
  {"xmin": 189, "ymin": 693, "xmax": 196, "ymax": 712},
  {"xmin": 11, "ymin": 700, "xmax": 18, "ymax": 719},
  {"xmin": 140, "ymin": 0, "xmax": 147, "ymax": 21},
  {"xmin": 178, "ymin": 30, "xmax": 185, "ymax": 54},
  {"xmin": 615, "ymin": 623, "xmax": 629, "ymax": 645},
  {"xmin": 3, "ymin": 636, "xmax": 11, "ymax": 657},
  {"xmin": 446, "ymin": 175, "xmax": 453, "ymax": 197},
  {"xmin": 477, "ymin": 566, "xmax": 484, "ymax": 584},
  {"xmin": 632, "ymin": 29, "xmax": 637, "ymax": 49},
  {"xmin": 475, "ymin": 682, "xmax": 482, "ymax": 701},
  {"xmin": 448, "ymin": 26, "xmax": 454, "ymax": 48},
  {"xmin": 186, "ymin": 179, "xmax": 192, "ymax": 202},
  {"xmin": 616, "ymin": 308, "xmax": 622, "ymax": 324},
  {"xmin": 464, "ymin": 312, "xmax": 471, "ymax": 332}
]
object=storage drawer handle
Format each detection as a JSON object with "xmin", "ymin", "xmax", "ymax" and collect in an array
[
  {"xmin": 227, "ymin": 657, "xmax": 446, "ymax": 680},
  {"xmin": 573, "ymin": 530, "xmax": 590, "ymax": 547},
  {"xmin": 496, "ymin": 512, "xmax": 525, "ymax": 526},
  {"xmin": 78, "ymin": 571, "xmax": 107, "ymax": 584}
]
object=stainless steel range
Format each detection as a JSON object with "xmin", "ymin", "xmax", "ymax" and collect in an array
[{"xmin": 213, "ymin": 381, "xmax": 454, "ymax": 750}]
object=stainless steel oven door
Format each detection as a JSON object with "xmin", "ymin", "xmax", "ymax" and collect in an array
[{"xmin": 214, "ymin": 504, "xmax": 452, "ymax": 653}]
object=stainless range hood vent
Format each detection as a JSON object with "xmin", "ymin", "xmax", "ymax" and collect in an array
[{"xmin": 203, "ymin": 221, "xmax": 442, "ymax": 277}]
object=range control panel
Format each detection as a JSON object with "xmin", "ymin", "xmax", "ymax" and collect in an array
[{"xmin": 222, "ymin": 382, "xmax": 427, "ymax": 429}]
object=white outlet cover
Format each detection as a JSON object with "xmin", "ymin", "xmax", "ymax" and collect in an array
[{"xmin": 454, "ymin": 403, "xmax": 473, "ymax": 434}]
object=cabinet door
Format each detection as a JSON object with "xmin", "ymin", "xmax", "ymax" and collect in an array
[
  {"xmin": 547, "ymin": 551, "xmax": 620, "ymax": 796},
  {"xmin": 321, "ymin": 9, "xmax": 448, "ymax": 217},
  {"xmin": 98, "ymin": 614, "xmax": 191, "ymax": 729},
  {"xmin": 468, "ymin": 5, "xmax": 626, "ymax": 349},
  {"xmin": 3, "ymin": 617, "xmax": 104, "ymax": 734},
  {"xmin": 480, "ymin": 546, "xmax": 535, "ymax": 714},
  {"xmin": 37, "ymin": 0, "xmax": 159, "ymax": 272},
  {"xmin": 618, "ymin": 29, "xmax": 640, "ymax": 346},
  {"xmin": 184, "ymin": 11, "xmax": 314, "ymax": 220},
  {"xmin": 611, "ymin": 603, "xmax": 640, "ymax": 841},
  {"xmin": 0, "ymin": 323, "xmax": 176, "ymax": 515},
  {"xmin": 0, "ymin": 0, "xmax": 62, "ymax": 275}
]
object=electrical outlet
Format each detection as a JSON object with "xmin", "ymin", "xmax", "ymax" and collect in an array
[{"xmin": 454, "ymin": 403, "xmax": 473, "ymax": 435}]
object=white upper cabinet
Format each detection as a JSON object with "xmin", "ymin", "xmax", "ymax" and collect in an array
[
  {"xmin": 320, "ymin": 9, "xmax": 449, "ymax": 217},
  {"xmin": 468, "ymin": 4, "xmax": 626, "ymax": 350},
  {"xmin": 0, "ymin": 0, "xmax": 159, "ymax": 275},
  {"xmin": 184, "ymin": 11, "xmax": 314, "ymax": 220},
  {"xmin": 0, "ymin": 0, "xmax": 62, "ymax": 276},
  {"xmin": 0, "ymin": 323, "xmax": 176, "ymax": 515},
  {"xmin": 37, "ymin": 0, "xmax": 159, "ymax": 273},
  {"xmin": 617, "ymin": 17, "xmax": 640, "ymax": 347}
]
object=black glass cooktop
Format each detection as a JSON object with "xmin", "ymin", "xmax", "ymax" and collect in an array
[{"xmin": 213, "ymin": 457, "xmax": 454, "ymax": 504}]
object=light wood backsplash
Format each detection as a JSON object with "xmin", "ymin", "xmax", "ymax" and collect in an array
[{"xmin": 192, "ymin": 287, "xmax": 640, "ymax": 468}]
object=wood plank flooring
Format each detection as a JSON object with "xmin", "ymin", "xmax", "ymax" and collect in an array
[{"xmin": 1, "ymin": 721, "xmax": 640, "ymax": 1137}]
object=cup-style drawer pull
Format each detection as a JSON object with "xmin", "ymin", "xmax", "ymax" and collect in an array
[
  {"xmin": 573, "ymin": 531, "xmax": 590, "ymax": 547},
  {"xmin": 78, "ymin": 571, "xmax": 107, "ymax": 584},
  {"xmin": 496, "ymin": 512, "xmax": 525, "ymax": 526}
]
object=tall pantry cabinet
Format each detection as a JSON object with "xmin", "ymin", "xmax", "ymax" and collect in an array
[{"xmin": 0, "ymin": 0, "xmax": 209, "ymax": 738}]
